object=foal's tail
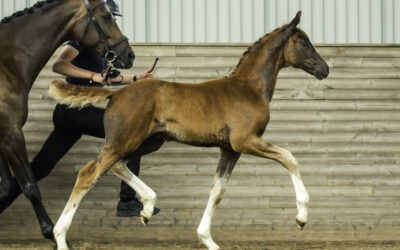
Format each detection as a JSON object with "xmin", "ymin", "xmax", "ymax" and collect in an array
[{"xmin": 48, "ymin": 80, "xmax": 114, "ymax": 108}]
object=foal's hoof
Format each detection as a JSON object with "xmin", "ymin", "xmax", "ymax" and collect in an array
[
  {"xmin": 296, "ymin": 218, "xmax": 306, "ymax": 230},
  {"xmin": 53, "ymin": 241, "xmax": 74, "ymax": 250},
  {"xmin": 140, "ymin": 213, "xmax": 149, "ymax": 226},
  {"xmin": 140, "ymin": 216, "xmax": 149, "ymax": 226}
]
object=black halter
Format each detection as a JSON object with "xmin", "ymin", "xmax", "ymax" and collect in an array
[{"xmin": 81, "ymin": 0, "xmax": 128, "ymax": 65}]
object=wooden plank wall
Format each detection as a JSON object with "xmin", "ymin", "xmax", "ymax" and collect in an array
[{"xmin": 1, "ymin": 44, "xmax": 400, "ymax": 242}]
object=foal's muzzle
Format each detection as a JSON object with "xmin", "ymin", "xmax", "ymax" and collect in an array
[{"xmin": 314, "ymin": 61, "xmax": 329, "ymax": 80}]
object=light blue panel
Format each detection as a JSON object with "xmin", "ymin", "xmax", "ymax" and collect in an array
[
  {"xmin": 194, "ymin": 0, "xmax": 206, "ymax": 43},
  {"xmin": 266, "ymin": 0, "xmax": 277, "ymax": 32},
  {"xmin": 170, "ymin": 0, "xmax": 182, "ymax": 43},
  {"xmin": 1, "ymin": 0, "xmax": 399, "ymax": 44},
  {"xmin": 382, "ymin": 0, "xmax": 394, "ymax": 43},
  {"xmin": 312, "ymin": 0, "xmax": 324, "ymax": 43},
  {"xmin": 14, "ymin": 0, "xmax": 26, "ymax": 12},
  {"xmin": 358, "ymin": 0, "xmax": 370, "ymax": 43},
  {"xmin": 217, "ymin": 0, "xmax": 229, "ymax": 42},
  {"xmin": 324, "ymin": 0, "xmax": 335, "ymax": 43},
  {"xmin": 289, "ymin": 0, "xmax": 300, "ymax": 16},
  {"xmin": 206, "ymin": 0, "xmax": 217, "ymax": 42},
  {"xmin": 241, "ymin": 0, "xmax": 253, "ymax": 42},
  {"xmin": 158, "ymin": 0, "xmax": 170, "ymax": 42},
  {"xmin": 347, "ymin": 0, "xmax": 358, "ymax": 43},
  {"xmin": 370, "ymin": 0, "xmax": 382, "ymax": 43},
  {"xmin": 182, "ymin": 0, "xmax": 194, "ymax": 42},
  {"xmin": 394, "ymin": 0, "xmax": 400, "ymax": 43},
  {"xmin": 277, "ymin": 0, "xmax": 289, "ymax": 26},
  {"xmin": 3, "ymin": 0, "xmax": 15, "ymax": 17},
  {"xmin": 335, "ymin": 0, "xmax": 347, "ymax": 43},
  {"xmin": 115, "ymin": 0, "xmax": 123, "ymax": 28},
  {"xmin": 121, "ymin": 0, "xmax": 134, "ymax": 42},
  {"xmin": 253, "ymin": 0, "xmax": 265, "ymax": 39},
  {"xmin": 230, "ymin": 0, "xmax": 241, "ymax": 42},
  {"xmin": 299, "ymin": 0, "xmax": 312, "ymax": 36},
  {"xmin": 148, "ymin": 0, "xmax": 159, "ymax": 42},
  {"xmin": 133, "ymin": 0, "xmax": 146, "ymax": 42}
]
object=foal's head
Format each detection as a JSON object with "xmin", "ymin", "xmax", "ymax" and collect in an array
[
  {"xmin": 71, "ymin": 0, "xmax": 134, "ymax": 69},
  {"xmin": 281, "ymin": 12, "xmax": 329, "ymax": 80}
]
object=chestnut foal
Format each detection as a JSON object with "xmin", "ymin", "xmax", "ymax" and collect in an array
[{"xmin": 50, "ymin": 12, "xmax": 328, "ymax": 250}]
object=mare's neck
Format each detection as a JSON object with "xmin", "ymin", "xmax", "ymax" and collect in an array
[{"xmin": 0, "ymin": 0, "xmax": 81, "ymax": 91}]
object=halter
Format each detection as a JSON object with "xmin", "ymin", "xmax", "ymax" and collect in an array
[{"xmin": 80, "ymin": 0, "xmax": 128, "ymax": 65}]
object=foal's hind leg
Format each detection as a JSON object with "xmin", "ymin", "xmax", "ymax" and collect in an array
[
  {"xmin": 111, "ymin": 161, "xmax": 157, "ymax": 225},
  {"xmin": 197, "ymin": 149, "xmax": 240, "ymax": 250},
  {"xmin": 53, "ymin": 150, "xmax": 119, "ymax": 250},
  {"xmin": 235, "ymin": 135, "xmax": 310, "ymax": 229},
  {"xmin": 0, "ymin": 129, "xmax": 54, "ymax": 239}
]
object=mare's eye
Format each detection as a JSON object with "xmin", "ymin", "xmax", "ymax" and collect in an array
[
  {"xmin": 302, "ymin": 41, "xmax": 309, "ymax": 47},
  {"xmin": 103, "ymin": 14, "xmax": 112, "ymax": 22}
]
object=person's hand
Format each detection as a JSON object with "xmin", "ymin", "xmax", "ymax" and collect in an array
[
  {"xmin": 137, "ymin": 68, "xmax": 154, "ymax": 80},
  {"xmin": 92, "ymin": 73, "xmax": 106, "ymax": 84}
]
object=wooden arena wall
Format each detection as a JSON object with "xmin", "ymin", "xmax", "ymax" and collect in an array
[{"xmin": 1, "ymin": 44, "xmax": 400, "ymax": 242}]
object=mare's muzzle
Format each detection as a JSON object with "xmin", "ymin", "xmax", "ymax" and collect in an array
[{"xmin": 108, "ymin": 39, "xmax": 134, "ymax": 69}]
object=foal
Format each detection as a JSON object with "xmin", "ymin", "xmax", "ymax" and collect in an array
[{"xmin": 50, "ymin": 12, "xmax": 328, "ymax": 250}]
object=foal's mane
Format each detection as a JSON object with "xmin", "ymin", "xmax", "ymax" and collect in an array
[
  {"xmin": 0, "ymin": 0, "xmax": 64, "ymax": 25},
  {"xmin": 230, "ymin": 26, "xmax": 283, "ymax": 76}
]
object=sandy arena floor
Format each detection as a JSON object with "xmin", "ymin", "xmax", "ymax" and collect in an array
[{"xmin": 0, "ymin": 240, "xmax": 399, "ymax": 250}]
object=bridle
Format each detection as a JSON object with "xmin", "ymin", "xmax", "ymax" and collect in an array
[{"xmin": 80, "ymin": 0, "xmax": 128, "ymax": 65}]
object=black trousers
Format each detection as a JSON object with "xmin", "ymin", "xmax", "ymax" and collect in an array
[{"xmin": 30, "ymin": 104, "xmax": 138, "ymax": 201}]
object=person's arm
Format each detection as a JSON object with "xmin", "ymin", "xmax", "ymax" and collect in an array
[
  {"xmin": 109, "ymin": 68, "xmax": 155, "ymax": 85},
  {"xmin": 52, "ymin": 45, "xmax": 105, "ymax": 83}
]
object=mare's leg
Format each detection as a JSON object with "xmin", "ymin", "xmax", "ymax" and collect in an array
[
  {"xmin": 234, "ymin": 135, "xmax": 310, "ymax": 228},
  {"xmin": 0, "ymin": 153, "xmax": 20, "ymax": 212},
  {"xmin": 0, "ymin": 128, "xmax": 54, "ymax": 240},
  {"xmin": 197, "ymin": 149, "xmax": 240, "ymax": 250},
  {"xmin": 53, "ymin": 150, "xmax": 119, "ymax": 250},
  {"xmin": 111, "ymin": 161, "xmax": 157, "ymax": 225}
]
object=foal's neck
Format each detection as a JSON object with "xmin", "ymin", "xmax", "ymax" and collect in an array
[
  {"xmin": 231, "ymin": 34, "xmax": 286, "ymax": 101},
  {"xmin": 0, "ymin": 0, "xmax": 82, "ymax": 92}
]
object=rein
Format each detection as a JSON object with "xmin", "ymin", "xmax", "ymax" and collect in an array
[{"xmin": 81, "ymin": 0, "xmax": 128, "ymax": 66}]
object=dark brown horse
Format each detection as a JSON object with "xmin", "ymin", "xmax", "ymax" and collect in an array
[
  {"xmin": 49, "ymin": 12, "xmax": 328, "ymax": 250},
  {"xmin": 0, "ymin": 0, "xmax": 133, "ymax": 241}
]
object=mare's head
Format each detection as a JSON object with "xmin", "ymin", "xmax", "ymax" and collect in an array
[
  {"xmin": 280, "ymin": 12, "xmax": 329, "ymax": 80},
  {"xmin": 71, "ymin": 0, "xmax": 134, "ymax": 68}
]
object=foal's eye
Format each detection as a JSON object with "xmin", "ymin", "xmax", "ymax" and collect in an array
[
  {"xmin": 302, "ymin": 41, "xmax": 309, "ymax": 47},
  {"xmin": 103, "ymin": 14, "xmax": 112, "ymax": 22}
]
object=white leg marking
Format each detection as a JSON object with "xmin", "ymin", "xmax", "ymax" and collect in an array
[
  {"xmin": 197, "ymin": 176, "xmax": 227, "ymax": 250},
  {"xmin": 290, "ymin": 168, "xmax": 310, "ymax": 223},
  {"xmin": 275, "ymin": 146, "xmax": 310, "ymax": 225},
  {"xmin": 111, "ymin": 161, "xmax": 156, "ymax": 221},
  {"xmin": 54, "ymin": 187, "xmax": 89, "ymax": 250}
]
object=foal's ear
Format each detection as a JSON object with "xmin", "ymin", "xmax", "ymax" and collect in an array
[{"xmin": 289, "ymin": 11, "xmax": 301, "ymax": 28}]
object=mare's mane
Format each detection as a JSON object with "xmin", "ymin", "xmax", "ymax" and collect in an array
[{"xmin": 0, "ymin": 0, "xmax": 64, "ymax": 25}]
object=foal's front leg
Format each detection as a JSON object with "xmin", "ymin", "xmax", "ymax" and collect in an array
[
  {"xmin": 235, "ymin": 135, "xmax": 310, "ymax": 228},
  {"xmin": 197, "ymin": 149, "xmax": 240, "ymax": 250}
]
